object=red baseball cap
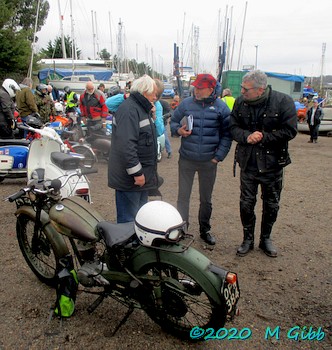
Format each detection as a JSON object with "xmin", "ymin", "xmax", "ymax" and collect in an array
[{"xmin": 191, "ymin": 74, "xmax": 217, "ymax": 89}]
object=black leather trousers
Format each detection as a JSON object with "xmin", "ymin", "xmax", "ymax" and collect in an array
[{"xmin": 239, "ymin": 169, "xmax": 283, "ymax": 238}]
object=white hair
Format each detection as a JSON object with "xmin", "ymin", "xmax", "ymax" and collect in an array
[{"xmin": 130, "ymin": 75, "xmax": 156, "ymax": 95}]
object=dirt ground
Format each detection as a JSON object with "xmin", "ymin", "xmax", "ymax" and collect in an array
[{"xmin": 0, "ymin": 130, "xmax": 331, "ymax": 350}]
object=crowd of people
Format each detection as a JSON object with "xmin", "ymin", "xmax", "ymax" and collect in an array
[
  {"xmin": 106, "ymin": 70, "xmax": 297, "ymax": 258},
  {"xmin": 0, "ymin": 70, "xmax": 301, "ymax": 258}
]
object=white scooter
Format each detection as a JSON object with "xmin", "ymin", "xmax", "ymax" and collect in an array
[{"xmin": 21, "ymin": 125, "xmax": 94, "ymax": 202}]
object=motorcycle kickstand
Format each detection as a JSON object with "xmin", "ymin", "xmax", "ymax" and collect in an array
[
  {"xmin": 87, "ymin": 293, "xmax": 105, "ymax": 314},
  {"xmin": 110, "ymin": 307, "xmax": 134, "ymax": 337}
]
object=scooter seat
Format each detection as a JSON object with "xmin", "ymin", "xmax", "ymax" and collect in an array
[
  {"xmin": 96, "ymin": 221, "xmax": 136, "ymax": 248},
  {"xmin": 51, "ymin": 151, "xmax": 81, "ymax": 170},
  {"xmin": 0, "ymin": 139, "xmax": 30, "ymax": 147}
]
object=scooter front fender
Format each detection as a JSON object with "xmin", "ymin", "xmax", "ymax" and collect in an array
[
  {"xmin": 129, "ymin": 244, "xmax": 226, "ymax": 306},
  {"xmin": 15, "ymin": 206, "xmax": 70, "ymax": 258}
]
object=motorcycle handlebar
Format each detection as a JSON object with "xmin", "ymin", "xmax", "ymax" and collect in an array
[
  {"xmin": 6, "ymin": 189, "xmax": 28, "ymax": 202},
  {"xmin": 80, "ymin": 167, "xmax": 98, "ymax": 175},
  {"xmin": 5, "ymin": 167, "xmax": 97, "ymax": 202}
]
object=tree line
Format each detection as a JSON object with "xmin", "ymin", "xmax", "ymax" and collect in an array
[
  {"xmin": 0, "ymin": 0, "xmax": 166, "ymax": 83},
  {"xmin": 0, "ymin": 0, "xmax": 49, "ymax": 81}
]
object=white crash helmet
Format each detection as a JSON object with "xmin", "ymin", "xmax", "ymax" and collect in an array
[
  {"xmin": 2, "ymin": 78, "xmax": 20, "ymax": 98},
  {"xmin": 135, "ymin": 200, "xmax": 186, "ymax": 247},
  {"xmin": 54, "ymin": 102, "xmax": 64, "ymax": 113}
]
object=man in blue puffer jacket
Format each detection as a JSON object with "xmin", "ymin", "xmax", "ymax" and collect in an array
[{"xmin": 171, "ymin": 74, "xmax": 232, "ymax": 245}]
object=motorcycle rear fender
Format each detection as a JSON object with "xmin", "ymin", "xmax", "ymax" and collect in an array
[
  {"xmin": 15, "ymin": 205, "xmax": 70, "ymax": 258},
  {"xmin": 129, "ymin": 244, "xmax": 226, "ymax": 306},
  {"xmin": 91, "ymin": 138, "xmax": 111, "ymax": 153}
]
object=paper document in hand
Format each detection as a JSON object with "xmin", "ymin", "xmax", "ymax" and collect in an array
[{"xmin": 180, "ymin": 114, "xmax": 193, "ymax": 131}]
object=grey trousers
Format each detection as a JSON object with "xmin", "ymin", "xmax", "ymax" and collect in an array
[{"xmin": 177, "ymin": 156, "xmax": 217, "ymax": 233}]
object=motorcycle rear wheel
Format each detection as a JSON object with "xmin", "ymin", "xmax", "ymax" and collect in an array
[
  {"xmin": 139, "ymin": 262, "xmax": 226, "ymax": 340},
  {"xmin": 17, "ymin": 214, "xmax": 59, "ymax": 287}
]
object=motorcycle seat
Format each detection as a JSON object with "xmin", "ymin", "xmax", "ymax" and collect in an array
[
  {"xmin": 51, "ymin": 151, "xmax": 81, "ymax": 170},
  {"xmin": 0, "ymin": 139, "xmax": 30, "ymax": 147},
  {"xmin": 96, "ymin": 221, "xmax": 135, "ymax": 248}
]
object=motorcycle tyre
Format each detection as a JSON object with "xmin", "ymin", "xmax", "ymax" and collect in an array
[
  {"xmin": 16, "ymin": 214, "xmax": 63, "ymax": 287},
  {"xmin": 0, "ymin": 176, "xmax": 5, "ymax": 183},
  {"xmin": 157, "ymin": 151, "xmax": 162, "ymax": 163},
  {"xmin": 136, "ymin": 261, "xmax": 226, "ymax": 340},
  {"xmin": 71, "ymin": 145, "xmax": 97, "ymax": 168}
]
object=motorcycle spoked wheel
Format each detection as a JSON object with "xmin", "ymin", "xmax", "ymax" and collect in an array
[
  {"xmin": 71, "ymin": 145, "xmax": 96, "ymax": 168},
  {"xmin": 138, "ymin": 262, "xmax": 226, "ymax": 340},
  {"xmin": 16, "ymin": 214, "xmax": 59, "ymax": 287}
]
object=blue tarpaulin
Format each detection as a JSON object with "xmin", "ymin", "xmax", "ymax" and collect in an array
[
  {"xmin": 265, "ymin": 72, "xmax": 305, "ymax": 82},
  {"xmin": 38, "ymin": 68, "xmax": 114, "ymax": 82}
]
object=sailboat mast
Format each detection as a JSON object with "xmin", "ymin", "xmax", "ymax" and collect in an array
[
  {"xmin": 58, "ymin": 0, "xmax": 67, "ymax": 59},
  {"xmin": 94, "ymin": 11, "xmax": 100, "ymax": 57},
  {"xmin": 117, "ymin": 19, "xmax": 124, "ymax": 78},
  {"xmin": 180, "ymin": 12, "xmax": 186, "ymax": 75},
  {"xmin": 91, "ymin": 10, "xmax": 96, "ymax": 59},
  {"xmin": 28, "ymin": 0, "xmax": 41, "ymax": 78},
  {"xmin": 237, "ymin": 1, "xmax": 248, "ymax": 71},
  {"xmin": 69, "ymin": 0, "xmax": 77, "ymax": 71},
  {"xmin": 226, "ymin": 6, "xmax": 233, "ymax": 70},
  {"xmin": 108, "ymin": 12, "xmax": 113, "ymax": 58},
  {"xmin": 320, "ymin": 43, "xmax": 326, "ymax": 93}
]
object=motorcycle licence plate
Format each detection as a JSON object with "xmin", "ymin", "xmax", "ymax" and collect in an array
[{"xmin": 222, "ymin": 279, "xmax": 240, "ymax": 315}]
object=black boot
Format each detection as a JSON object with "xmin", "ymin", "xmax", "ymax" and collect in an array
[
  {"xmin": 259, "ymin": 239, "xmax": 277, "ymax": 257},
  {"xmin": 200, "ymin": 231, "xmax": 216, "ymax": 245},
  {"xmin": 237, "ymin": 226, "xmax": 254, "ymax": 256},
  {"xmin": 259, "ymin": 223, "xmax": 277, "ymax": 257}
]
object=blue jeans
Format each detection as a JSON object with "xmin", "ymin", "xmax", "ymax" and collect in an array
[
  {"xmin": 164, "ymin": 128, "xmax": 172, "ymax": 154},
  {"xmin": 177, "ymin": 157, "xmax": 217, "ymax": 233},
  {"xmin": 115, "ymin": 190, "xmax": 148, "ymax": 223}
]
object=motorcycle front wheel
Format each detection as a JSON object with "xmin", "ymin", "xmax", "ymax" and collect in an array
[
  {"xmin": 138, "ymin": 262, "xmax": 226, "ymax": 340},
  {"xmin": 16, "ymin": 214, "xmax": 59, "ymax": 287}
]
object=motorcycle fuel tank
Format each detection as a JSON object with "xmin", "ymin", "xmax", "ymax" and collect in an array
[{"xmin": 49, "ymin": 195, "xmax": 104, "ymax": 241}]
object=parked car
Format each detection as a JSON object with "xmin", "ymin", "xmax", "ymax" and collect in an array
[{"xmin": 162, "ymin": 83, "xmax": 175, "ymax": 99}]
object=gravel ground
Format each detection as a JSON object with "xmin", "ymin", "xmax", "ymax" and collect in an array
[{"xmin": 0, "ymin": 131, "xmax": 331, "ymax": 350}]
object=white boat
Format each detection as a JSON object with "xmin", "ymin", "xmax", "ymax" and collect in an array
[
  {"xmin": 47, "ymin": 75, "xmax": 118, "ymax": 92},
  {"xmin": 297, "ymin": 108, "xmax": 332, "ymax": 137}
]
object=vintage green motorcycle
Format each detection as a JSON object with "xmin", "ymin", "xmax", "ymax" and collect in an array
[{"xmin": 6, "ymin": 154, "xmax": 240, "ymax": 340}]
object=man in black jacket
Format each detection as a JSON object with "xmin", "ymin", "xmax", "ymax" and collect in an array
[
  {"xmin": 306, "ymin": 99, "xmax": 323, "ymax": 143},
  {"xmin": 230, "ymin": 70, "xmax": 297, "ymax": 257},
  {"xmin": 108, "ymin": 75, "xmax": 159, "ymax": 223},
  {"xmin": 0, "ymin": 79, "xmax": 20, "ymax": 138}
]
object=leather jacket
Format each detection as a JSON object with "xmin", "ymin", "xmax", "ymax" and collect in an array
[{"xmin": 230, "ymin": 87, "xmax": 297, "ymax": 173}]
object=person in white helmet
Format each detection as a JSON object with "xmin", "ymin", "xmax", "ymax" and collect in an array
[{"xmin": 0, "ymin": 78, "xmax": 20, "ymax": 138}]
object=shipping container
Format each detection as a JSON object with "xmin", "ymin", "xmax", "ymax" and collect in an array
[
  {"xmin": 221, "ymin": 70, "xmax": 305, "ymax": 100},
  {"xmin": 221, "ymin": 71, "xmax": 247, "ymax": 98}
]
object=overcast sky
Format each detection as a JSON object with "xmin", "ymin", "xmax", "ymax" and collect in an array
[{"xmin": 36, "ymin": 0, "xmax": 331, "ymax": 78}]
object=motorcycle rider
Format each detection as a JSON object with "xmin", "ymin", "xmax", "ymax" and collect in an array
[
  {"xmin": 16, "ymin": 77, "xmax": 39, "ymax": 137},
  {"xmin": 79, "ymin": 81, "xmax": 109, "ymax": 133},
  {"xmin": 35, "ymin": 83, "xmax": 56, "ymax": 124},
  {"xmin": 230, "ymin": 70, "xmax": 297, "ymax": 257},
  {"xmin": 63, "ymin": 86, "xmax": 79, "ymax": 114},
  {"xmin": 0, "ymin": 79, "xmax": 20, "ymax": 139}
]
